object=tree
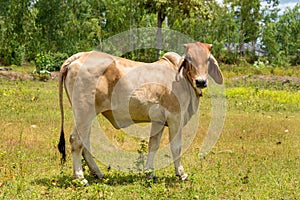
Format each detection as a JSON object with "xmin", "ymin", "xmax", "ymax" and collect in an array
[
  {"xmin": 0, "ymin": 0, "xmax": 298, "ymax": 67},
  {"xmin": 276, "ymin": 4, "xmax": 300, "ymax": 65},
  {"xmin": 224, "ymin": 0, "xmax": 261, "ymax": 58},
  {"xmin": 0, "ymin": 0, "xmax": 37, "ymax": 65},
  {"xmin": 261, "ymin": 3, "xmax": 300, "ymax": 66},
  {"xmin": 261, "ymin": 0, "xmax": 280, "ymax": 62},
  {"xmin": 137, "ymin": 0, "xmax": 207, "ymax": 58},
  {"xmin": 34, "ymin": 0, "xmax": 102, "ymax": 55}
]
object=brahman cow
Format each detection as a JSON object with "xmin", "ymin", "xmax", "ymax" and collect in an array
[{"xmin": 58, "ymin": 42, "xmax": 223, "ymax": 184}]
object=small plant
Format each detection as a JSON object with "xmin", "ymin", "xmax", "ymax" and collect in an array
[
  {"xmin": 34, "ymin": 52, "xmax": 53, "ymax": 74},
  {"xmin": 253, "ymin": 59, "xmax": 270, "ymax": 69},
  {"xmin": 134, "ymin": 139, "xmax": 148, "ymax": 173},
  {"xmin": 34, "ymin": 52, "xmax": 68, "ymax": 74},
  {"xmin": 33, "ymin": 52, "xmax": 68, "ymax": 81}
]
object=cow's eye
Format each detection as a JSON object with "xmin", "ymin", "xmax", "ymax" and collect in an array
[{"xmin": 186, "ymin": 55, "xmax": 192, "ymax": 62}]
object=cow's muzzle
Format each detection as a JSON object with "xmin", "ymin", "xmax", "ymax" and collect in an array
[{"xmin": 195, "ymin": 79, "xmax": 207, "ymax": 88}]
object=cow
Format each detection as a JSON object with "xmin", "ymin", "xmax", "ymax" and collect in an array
[{"xmin": 58, "ymin": 42, "xmax": 223, "ymax": 185}]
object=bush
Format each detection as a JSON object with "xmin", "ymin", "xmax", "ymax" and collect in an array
[
  {"xmin": 34, "ymin": 52, "xmax": 68, "ymax": 74},
  {"xmin": 52, "ymin": 52, "xmax": 69, "ymax": 70},
  {"xmin": 270, "ymin": 51, "xmax": 291, "ymax": 67},
  {"xmin": 1, "ymin": 43, "xmax": 26, "ymax": 66},
  {"xmin": 217, "ymin": 50, "xmax": 238, "ymax": 65},
  {"xmin": 34, "ymin": 52, "xmax": 53, "ymax": 74},
  {"xmin": 290, "ymin": 49, "xmax": 300, "ymax": 66},
  {"xmin": 12, "ymin": 45, "xmax": 26, "ymax": 66}
]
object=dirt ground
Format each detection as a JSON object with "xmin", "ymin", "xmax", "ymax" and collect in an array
[
  {"xmin": 1, "ymin": 67, "xmax": 300, "ymax": 86},
  {"xmin": 0, "ymin": 68, "xmax": 59, "ymax": 81}
]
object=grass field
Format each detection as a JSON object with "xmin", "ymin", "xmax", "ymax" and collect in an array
[{"xmin": 0, "ymin": 66, "xmax": 299, "ymax": 199}]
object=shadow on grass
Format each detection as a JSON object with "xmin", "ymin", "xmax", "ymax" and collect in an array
[
  {"xmin": 32, "ymin": 175, "xmax": 74, "ymax": 189},
  {"xmin": 32, "ymin": 172, "xmax": 182, "ymax": 188},
  {"xmin": 88, "ymin": 172, "xmax": 181, "ymax": 187}
]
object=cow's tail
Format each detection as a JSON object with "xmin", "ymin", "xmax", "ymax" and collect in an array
[
  {"xmin": 58, "ymin": 52, "xmax": 84, "ymax": 164},
  {"xmin": 58, "ymin": 68, "xmax": 66, "ymax": 164}
]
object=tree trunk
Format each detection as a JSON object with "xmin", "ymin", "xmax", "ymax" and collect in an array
[
  {"xmin": 239, "ymin": 17, "xmax": 244, "ymax": 56},
  {"xmin": 98, "ymin": 0, "xmax": 103, "ymax": 50},
  {"xmin": 156, "ymin": 10, "xmax": 165, "ymax": 59}
]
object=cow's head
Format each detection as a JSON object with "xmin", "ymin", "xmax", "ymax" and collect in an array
[{"xmin": 178, "ymin": 42, "xmax": 223, "ymax": 96}]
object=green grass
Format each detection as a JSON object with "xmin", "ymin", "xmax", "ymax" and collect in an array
[
  {"xmin": 221, "ymin": 64, "xmax": 300, "ymax": 78},
  {"xmin": 0, "ymin": 77, "xmax": 299, "ymax": 199}
]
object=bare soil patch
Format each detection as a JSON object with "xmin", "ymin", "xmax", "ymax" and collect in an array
[
  {"xmin": 0, "ymin": 68, "xmax": 59, "ymax": 81},
  {"xmin": 1, "ymin": 67, "xmax": 299, "ymax": 86}
]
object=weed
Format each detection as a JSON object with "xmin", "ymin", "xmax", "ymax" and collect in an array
[
  {"xmin": 134, "ymin": 139, "xmax": 148, "ymax": 173},
  {"xmin": 226, "ymin": 87, "xmax": 300, "ymax": 112}
]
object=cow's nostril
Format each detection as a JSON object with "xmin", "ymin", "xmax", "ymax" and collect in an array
[{"xmin": 195, "ymin": 79, "xmax": 207, "ymax": 88}]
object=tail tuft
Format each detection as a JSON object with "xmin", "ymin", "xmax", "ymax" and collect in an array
[{"xmin": 58, "ymin": 130, "xmax": 66, "ymax": 164}]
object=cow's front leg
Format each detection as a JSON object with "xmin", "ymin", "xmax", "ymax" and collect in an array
[
  {"xmin": 145, "ymin": 121, "xmax": 165, "ymax": 178},
  {"xmin": 168, "ymin": 121, "xmax": 188, "ymax": 180}
]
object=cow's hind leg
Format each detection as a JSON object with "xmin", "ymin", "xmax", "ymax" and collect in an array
[
  {"xmin": 82, "ymin": 134, "xmax": 104, "ymax": 179},
  {"xmin": 69, "ymin": 127, "xmax": 86, "ymax": 181},
  {"xmin": 145, "ymin": 121, "xmax": 165, "ymax": 178},
  {"xmin": 70, "ymin": 118, "xmax": 103, "ymax": 185}
]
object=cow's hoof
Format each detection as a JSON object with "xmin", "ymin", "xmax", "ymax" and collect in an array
[
  {"xmin": 145, "ymin": 173, "xmax": 158, "ymax": 180},
  {"xmin": 180, "ymin": 173, "xmax": 188, "ymax": 181},
  {"xmin": 73, "ymin": 178, "xmax": 89, "ymax": 186},
  {"xmin": 90, "ymin": 171, "xmax": 104, "ymax": 179},
  {"xmin": 146, "ymin": 174, "xmax": 158, "ymax": 180},
  {"xmin": 145, "ymin": 169, "xmax": 156, "ymax": 180},
  {"xmin": 177, "ymin": 173, "xmax": 188, "ymax": 181},
  {"xmin": 176, "ymin": 166, "xmax": 188, "ymax": 180},
  {"xmin": 81, "ymin": 179, "xmax": 89, "ymax": 186}
]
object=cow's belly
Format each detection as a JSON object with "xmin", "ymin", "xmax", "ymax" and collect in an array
[
  {"xmin": 102, "ymin": 98, "xmax": 167, "ymax": 129},
  {"xmin": 128, "ymin": 94, "xmax": 167, "ymax": 123},
  {"xmin": 101, "ymin": 108, "xmax": 151, "ymax": 129},
  {"xmin": 128, "ymin": 99, "xmax": 153, "ymax": 123}
]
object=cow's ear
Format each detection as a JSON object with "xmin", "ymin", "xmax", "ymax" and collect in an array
[
  {"xmin": 176, "ymin": 55, "xmax": 186, "ymax": 81},
  {"xmin": 178, "ymin": 55, "xmax": 185, "ymax": 69},
  {"xmin": 208, "ymin": 55, "xmax": 223, "ymax": 84},
  {"xmin": 208, "ymin": 44, "xmax": 213, "ymax": 50}
]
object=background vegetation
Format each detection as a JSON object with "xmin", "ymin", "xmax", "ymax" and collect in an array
[{"xmin": 0, "ymin": 0, "xmax": 300, "ymax": 70}]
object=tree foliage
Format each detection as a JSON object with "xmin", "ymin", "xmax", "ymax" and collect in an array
[
  {"xmin": 0, "ymin": 0, "xmax": 299, "ymax": 67},
  {"xmin": 262, "ymin": 4, "xmax": 300, "ymax": 65}
]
